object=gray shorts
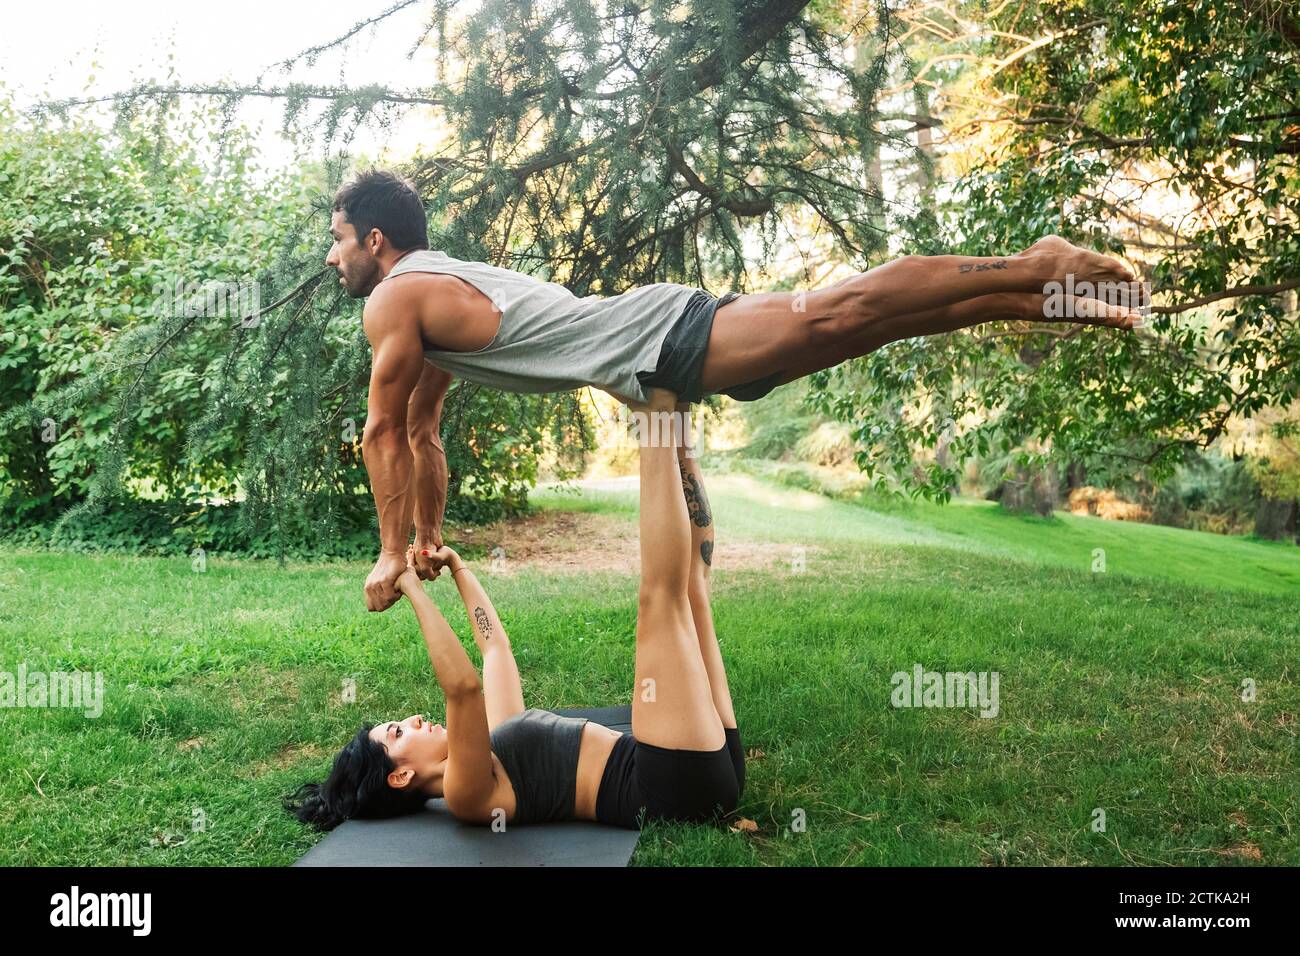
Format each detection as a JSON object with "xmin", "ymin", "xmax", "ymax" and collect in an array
[{"xmin": 637, "ymin": 290, "xmax": 783, "ymax": 404}]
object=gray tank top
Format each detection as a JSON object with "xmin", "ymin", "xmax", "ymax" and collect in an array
[
  {"xmin": 489, "ymin": 708, "xmax": 589, "ymax": 824},
  {"xmin": 383, "ymin": 250, "xmax": 701, "ymax": 402}
]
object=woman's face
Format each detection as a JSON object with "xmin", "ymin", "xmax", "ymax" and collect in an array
[{"xmin": 369, "ymin": 714, "xmax": 449, "ymax": 792}]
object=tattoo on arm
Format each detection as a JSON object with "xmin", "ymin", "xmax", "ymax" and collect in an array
[
  {"xmin": 681, "ymin": 473, "xmax": 712, "ymax": 528},
  {"xmin": 957, "ymin": 260, "xmax": 1008, "ymax": 274},
  {"xmin": 700, "ymin": 540, "xmax": 713, "ymax": 567},
  {"xmin": 473, "ymin": 606, "xmax": 492, "ymax": 640}
]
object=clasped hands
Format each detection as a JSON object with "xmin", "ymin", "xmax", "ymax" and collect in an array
[{"xmin": 364, "ymin": 542, "xmax": 462, "ymax": 612}]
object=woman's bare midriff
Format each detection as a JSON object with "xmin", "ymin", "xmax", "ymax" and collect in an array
[{"xmin": 574, "ymin": 721, "xmax": 626, "ymax": 821}]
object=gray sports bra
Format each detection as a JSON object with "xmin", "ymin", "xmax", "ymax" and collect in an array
[{"xmin": 489, "ymin": 709, "xmax": 589, "ymax": 824}]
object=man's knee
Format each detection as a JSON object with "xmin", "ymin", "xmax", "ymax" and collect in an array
[{"xmin": 802, "ymin": 285, "xmax": 872, "ymax": 349}]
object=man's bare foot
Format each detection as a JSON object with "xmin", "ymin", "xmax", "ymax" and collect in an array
[
  {"xmin": 1021, "ymin": 234, "xmax": 1136, "ymax": 288},
  {"xmin": 1001, "ymin": 290, "xmax": 1144, "ymax": 330}
]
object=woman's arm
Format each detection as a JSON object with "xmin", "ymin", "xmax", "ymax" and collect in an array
[
  {"xmin": 394, "ymin": 568, "xmax": 497, "ymax": 814},
  {"xmin": 432, "ymin": 547, "xmax": 526, "ymax": 730},
  {"xmin": 396, "ymin": 568, "xmax": 481, "ymax": 691}
]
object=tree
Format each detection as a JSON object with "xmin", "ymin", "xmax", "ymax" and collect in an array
[
  {"xmin": 805, "ymin": 0, "xmax": 1299, "ymax": 506},
  {"xmin": 27, "ymin": 0, "xmax": 1296, "ymax": 538},
  {"xmin": 0, "ymin": 96, "xmax": 578, "ymax": 550},
  {"xmin": 17, "ymin": 0, "xmax": 910, "ymax": 544}
]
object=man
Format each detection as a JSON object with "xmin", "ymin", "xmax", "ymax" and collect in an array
[{"xmin": 326, "ymin": 168, "xmax": 1144, "ymax": 612}]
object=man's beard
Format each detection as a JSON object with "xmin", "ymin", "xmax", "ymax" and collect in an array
[{"xmin": 343, "ymin": 258, "xmax": 382, "ymax": 298}]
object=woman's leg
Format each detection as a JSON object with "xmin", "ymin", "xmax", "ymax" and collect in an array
[
  {"xmin": 630, "ymin": 388, "xmax": 726, "ymax": 752},
  {"xmin": 674, "ymin": 403, "xmax": 736, "ymax": 730},
  {"xmin": 676, "ymin": 410, "xmax": 746, "ymax": 798}
]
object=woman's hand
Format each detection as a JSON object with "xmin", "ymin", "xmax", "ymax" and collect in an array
[
  {"xmin": 396, "ymin": 546, "xmax": 424, "ymax": 597},
  {"xmin": 431, "ymin": 545, "xmax": 463, "ymax": 574},
  {"xmin": 407, "ymin": 544, "xmax": 462, "ymax": 585},
  {"xmin": 411, "ymin": 531, "xmax": 445, "ymax": 580}
]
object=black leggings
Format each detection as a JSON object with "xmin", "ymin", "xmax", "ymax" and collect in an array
[{"xmin": 595, "ymin": 727, "xmax": 746, "ymax": 830}]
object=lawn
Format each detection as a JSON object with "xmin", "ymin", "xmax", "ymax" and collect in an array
[{"xmin": 1, "ymin": 471, "xmax": 1296, "ymax": 865}]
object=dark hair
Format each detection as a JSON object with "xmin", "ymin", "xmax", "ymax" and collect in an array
[
  {"xmin": 283, "ymin": 724, "xmax": 430, "ymax": 831},
  {"xmin": 331, "ymin": 168, "xmax": 429, "ymax": 253}
]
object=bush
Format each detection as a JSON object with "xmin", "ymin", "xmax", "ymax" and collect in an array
[
  {"xmin": 0, "ymin": 489, "xmax": 524, "ymax": 560},
  {"xmin": 1147, "ymin": 453, "xmax": 1259, "ymax": 536},
  {"xmin": 0, "ymin": 94, "xmax": 576, "ymax": 554}
]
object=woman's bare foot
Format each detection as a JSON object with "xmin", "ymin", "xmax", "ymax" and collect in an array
[{"xmin": 627, "ymin": 387, "xmax": 682, "ymax": 449}]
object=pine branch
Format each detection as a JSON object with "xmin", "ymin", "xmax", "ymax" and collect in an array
[{"xmin": 265, "ymin": 0, "xmax": 426, "ymax": 72}]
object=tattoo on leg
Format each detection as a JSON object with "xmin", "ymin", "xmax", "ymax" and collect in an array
[
  {"xmin": 700, "ymin": 540, "xmax": 713, "ymax": 567},
  {"xmin": 473, "ymin": 606, "xmax": 492, "ymax": 640},
  {"xmin": 681, "ymin": 473, "xmax": 712, "ymax": 527},
  {"xmin": 957, "ymin": 260, "xmax": 1008, "ymax": 274}
]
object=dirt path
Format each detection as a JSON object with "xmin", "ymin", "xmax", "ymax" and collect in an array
[{"xmin": 447, "ymin": 508, "xmax": 805, "ymax": 574}]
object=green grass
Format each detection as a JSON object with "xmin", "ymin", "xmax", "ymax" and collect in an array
[
  {"xmin": 1, "ymin": 473, "xmax": 1296, "ymax": 865},
  {"xmin": 542, "ymin": 468, "xmax": 1300, "ymax": 596}
]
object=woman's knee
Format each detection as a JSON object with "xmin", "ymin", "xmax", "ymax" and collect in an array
[{"xmin": 638, "ymin": 581, "xmax": 690, "ymax": 621}]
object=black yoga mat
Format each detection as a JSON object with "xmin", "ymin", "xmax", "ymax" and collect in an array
[{"xmin": 292, "ymin": 705, "xmax": 638, "ymax": 867}]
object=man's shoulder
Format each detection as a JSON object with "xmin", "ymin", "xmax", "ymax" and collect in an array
[
  {"xmin": 372, "ymin": 267, "xmax": 459, "ymax": 304},
  {"xmin": 364, "ymin": 269, "xmax": 459, "ymax": 331}
]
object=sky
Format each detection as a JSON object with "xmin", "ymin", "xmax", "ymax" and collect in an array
[
  {"xmin": 0, "ymin": 0, "xmax": 449, "ymax": 171},
  {"xmin": 0, "ymin": 0, "xmax": 922, "ymax": 265}
]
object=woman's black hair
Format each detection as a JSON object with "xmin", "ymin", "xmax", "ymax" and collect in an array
[{"xmin": 283, "ymin": 724, "xmax": 430, "ymax": 831}]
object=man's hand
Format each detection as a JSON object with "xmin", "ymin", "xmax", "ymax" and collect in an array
[
  {"xmin": 365, "ymin": 551, "xmax": 410, "ymax": 612},
  {"xmin": 411, "ymin": 529, "xmax": 446, "ymax": 580}
]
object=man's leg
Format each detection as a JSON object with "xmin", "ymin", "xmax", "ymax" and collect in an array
[
  {"xmin": 698, "ymin": 236, "xmax": 1142, "ymax": 395},
  {"xmin": 764, "ymin": 289, "xmax": 1136, "ymax": 389}
]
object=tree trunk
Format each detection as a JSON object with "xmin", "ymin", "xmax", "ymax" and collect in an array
[
  {"xmin": 855, "ymin": 0, "xmax": 887, "ymax": 240},
  {"xmin": 1065, "ymin": 460, "xmax": 1087, "ymax": 491},
  {"xmin": 1254, "ymin": 496, "xmax": 1298, "ymax": 540},
  {"xmin": 912, "ymin": 83, "xmax": 936, "ymax": 217},
  {"xmin": 1000, "ymin": 461, "xmax": 1059, "ymax": 517}
]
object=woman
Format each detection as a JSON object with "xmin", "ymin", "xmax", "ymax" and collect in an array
[{"xmin": 286, "ymin": 387, "xmax": 744, "ymax": 831}]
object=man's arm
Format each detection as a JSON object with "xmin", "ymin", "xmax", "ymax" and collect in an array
[
  {"xmin": 361, "ymin": 284, "xmax": 428, "ymax": 612},
  {"xmin": 408, "ymin": 361, "xmax": 454, "ymax": 578}
]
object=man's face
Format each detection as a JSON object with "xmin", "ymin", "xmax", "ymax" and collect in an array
[{"xmin": 325, "ymin": 209, "xmax": 383, "ymax": 299}]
